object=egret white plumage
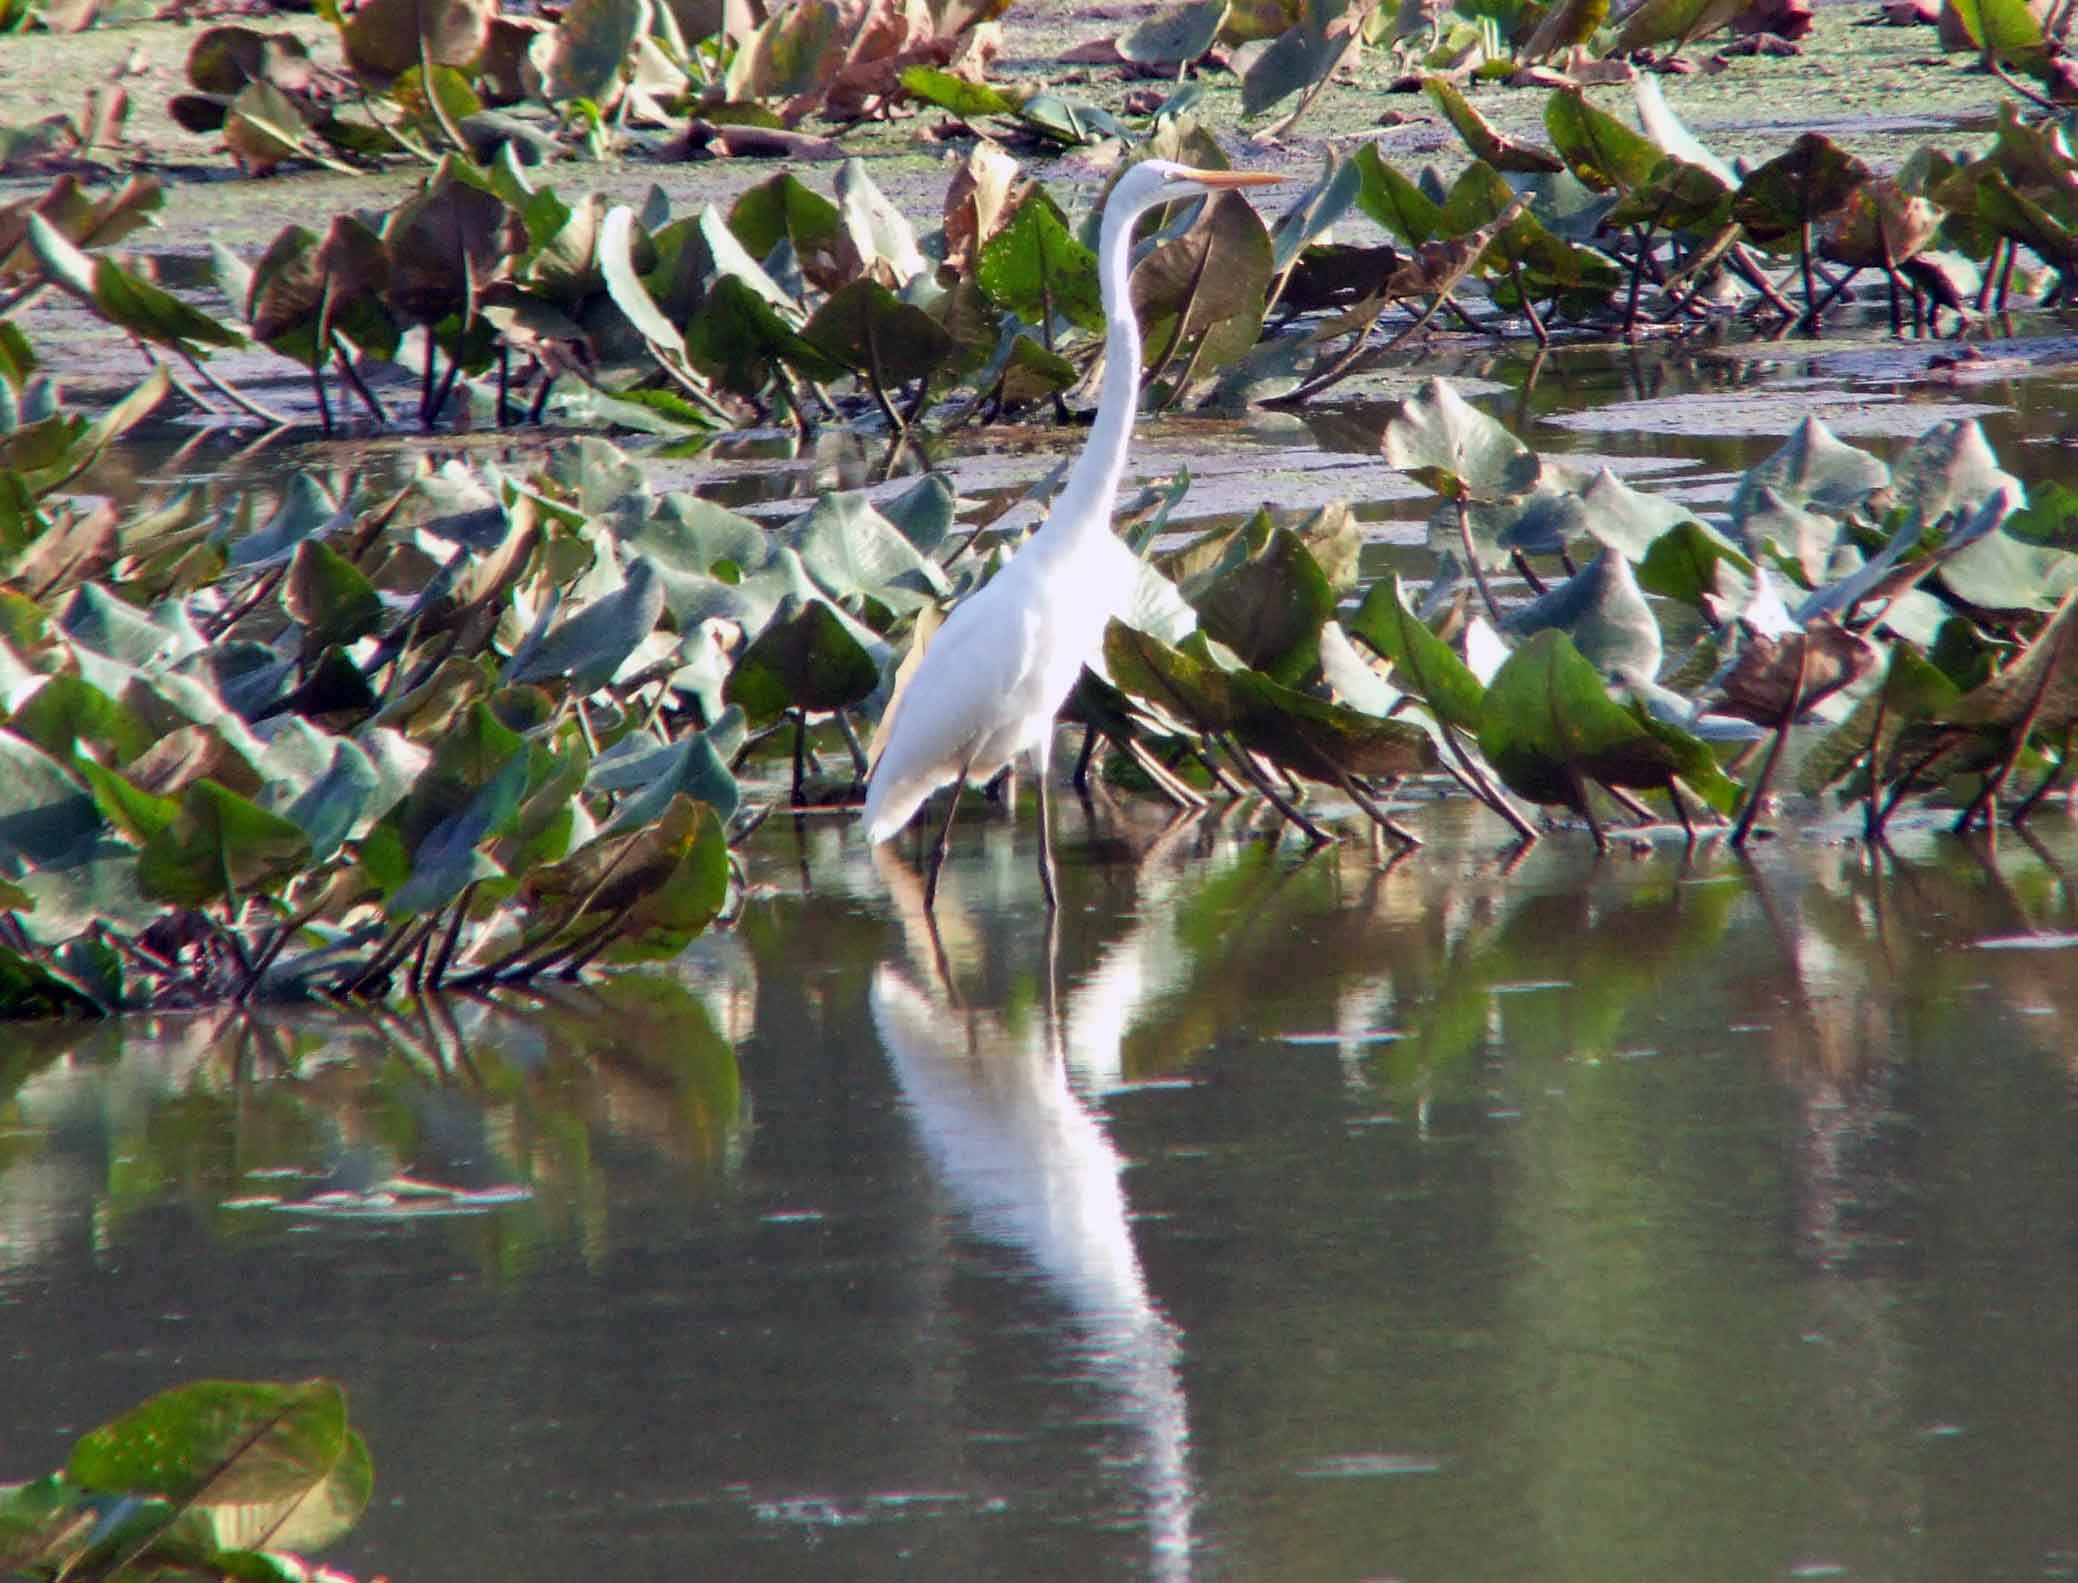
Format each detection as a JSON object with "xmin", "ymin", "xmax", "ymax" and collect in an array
[{"xmin": 861, "ymin": 159, "xmax": 1284, "ymax": 910}]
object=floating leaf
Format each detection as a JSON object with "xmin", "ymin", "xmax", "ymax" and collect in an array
[
  {"xmin": 6, "ymin": 673, "xmax": 152, "ymax": 767},
  {"xmin": 387, "ymin": 746, "xmax": 528, "ymax": 915},
  {"xmin": 1945, "ymin": 0, "xmax": 2048, "ymax": 63},
  {"xmin": 537, "ymin": 0, "xmax": 654, "ymax": 105},
  {"xmin": 341, "ymin": 0, "xmax": 497, "ymax": 84},
  {"xmin": 1602, "ymin": 157, "xmax": 1734, "ymax": 234},
  {"xmin": 1241, "ymin": 4, "xmax": 1354, "ymax": 120},
  {"xmin": 801, "ymin": 278, "xmax": 955, "ymax": 387},
  {"xmin": 73, "ymin": 1384, "xmax": 327, "ymax": 1500},
  {"xmin": 723, "ymin": 0, "xmax": 843, "ymax": 101},
  {"xmin": 1381, "ymin": 377, "xmax": 1541, "ymax": 497},
  {"xmin": 505, "ymin": 557, "xmax": 666, "ymax": 692},
  {"xmin": 1712, "ymin": 617, "xmax": 1879, "ymax": 726},
  {"xmin": 285, "ymin": 538, "xmax": 384, "ymax": 652},
  {"xmin": 685, "ymin": 273, "xmax": 846, "ymax": 398},
  {"xmin": 1351, "ymin": 145, "xmax": 1445, "ymax": 247},
  {"xmin": 897, "ymin": 64, "xmax": 1022, "ymax": 117},
  {"xmin": 1520, "ymin": 0, "xmax": 1609, "ymax": 62},
  {"xmin": 0, "ymin": 733, "xmax": 101, "ymax": 866},
  {"xmin": 836, "ymin": 159, "xmax": 927, "ymax": 286},
  {"xmin": 383, "ymin": 158, "xmax": 521, "ymax": 326},
  {"xmin": 1637, "ymin": 519, "xmax": 1755, "ymax": 611},
  {"xmin": 1821, "ymin": 176, "xmax": 1939, "ymax": 269},
  {"xmin": 1610, "ymin": 0, "xmax": 1745, "ymax": 53},
  {"xmin": 1937, "ymin": 588, "xmax": 2078, "ymax": 735},
  {"xmin": 27, "ymin": 216, "xmax": 245, "ymax": 357},
  {"xmin": 1121, "ymin": 0, "xmax": 1227, "ymax": 62},
  {"xmin": 1132, "ymin": 188, "xmax": 1275, "ymax": 389},
  {"xmin": 246, "ymin": 216, "xmax": 397, "ymax": 368},
  {"xmin": 782, "ymin": 490, "xmax": 949, "ymax": 611},
  {"xmin": 1502, "ymin": 544, "xmax": 1663, "ymax": 684},
  {"xmin": 727, "ymin": 169, "xmax": 851, "ymax": 289},
  {"xmin": 1189, "ymin": 515, "xmax": 1338, "ymax": 685},
  {"xmin": 1728, "ymin": 415, "xmax": 1887, "ymax": 524}
]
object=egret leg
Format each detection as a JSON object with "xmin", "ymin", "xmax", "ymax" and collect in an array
[
  {"xmin": 1033, "ymin": 737, "xmax": 1060, "ymax": 911},
  {"xmin": 924, "ymin": 760, "xmax": 972, "ymax": 912},
  {"xmin": 1037, "ymin": 765, "xmax": 1060, "ymax": 911}
]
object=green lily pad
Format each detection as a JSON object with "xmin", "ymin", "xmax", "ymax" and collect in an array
[
  {"xmin": 1382, "ymin": 377, "xmax": 1542, "ymax": 498},
  {"xmin": 976, "ymin": 189, "xmax": 1104, "ymax": 334},
  {"xmin": 1480, "ymin": 629, "xmax": 1730, "ymax": 813},
  {"xmin": 136, "ymin": 779, "xmax": 312, "ymax": 906},
  {"xmin": 1730, "ymin": 133, "xmax": 1873, "ymax": 250},
  {"xmin": 1346, "ymin": 572, "xmax": 1487, "ymax": 735},
  {"xmin": 1543, "ymin": 88, "xmax": 1662, "ymax": 196},
  {"xmin": 1728, "ymin": 415, "xmax": 1888, "ymax": 523},
  {"xmin": 801, "ymin": 278, "xmax": 956, "ymax": 388},
  {"xmin": 1120, "ymin": 0, "xmax": 1227, "ymax": 62},
  {"xmin": 724, "ymin": 593, "xmax": 881, "ymax": 724}
]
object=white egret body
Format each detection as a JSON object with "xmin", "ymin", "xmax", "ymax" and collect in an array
[{"xmin": 862, "ymin": 159, "xmax": 1283, "ymax": 908}]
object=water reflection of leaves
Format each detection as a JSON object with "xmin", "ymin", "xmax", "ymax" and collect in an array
[{"xmin": 0, "ymin": 974, "xmax": 744, "ymax": 1281}]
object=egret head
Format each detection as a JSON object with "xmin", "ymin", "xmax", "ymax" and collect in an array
[{"xmin": 1101, "ymin": 158, "xmax": 1285, "ymax": 228}]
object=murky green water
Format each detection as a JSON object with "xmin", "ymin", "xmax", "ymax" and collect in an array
[{"xmin": 8, "ymin": 800, "xmax": 2078, "ymax": 1580}]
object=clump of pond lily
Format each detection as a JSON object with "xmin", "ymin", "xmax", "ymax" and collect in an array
[
  {"xmin": 5, "ymin": 0, "xmax": 2078, "ymax": 1016},
  {"xmin": 6, "ymin": 65, "xmax": 2078, "ymax": 437},
  {"xmin": 3, "ymin": 343, "xmax": 2075, "ymax": 1018}
]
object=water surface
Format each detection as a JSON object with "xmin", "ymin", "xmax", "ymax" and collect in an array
[{"xmin": 7, "ymin": 803, "xmax": 2078, "ymax": 1581}]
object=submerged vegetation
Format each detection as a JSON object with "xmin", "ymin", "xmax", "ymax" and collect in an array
[{"xmin": 1, "ymin": 0, "xmax": 2076, "ymax": 1015}]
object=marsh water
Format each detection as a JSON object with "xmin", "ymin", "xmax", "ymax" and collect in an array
[{"xmin": 9, "ymin": 327, "xmax": 2078, "ymax": 1579}]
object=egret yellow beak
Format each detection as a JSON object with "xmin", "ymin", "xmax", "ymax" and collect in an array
[{"xmin": 1179, "ymin": 169, "xmax": 1287, "ymax": 188}]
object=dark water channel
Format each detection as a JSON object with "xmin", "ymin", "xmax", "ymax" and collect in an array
[
  {"xmin": 9, "ymin": 323, "xmax": 2078, "ymax": 1579},
  {"xmin": 9, "ymin": 807, "xmax": 2078, "ymax": 1581}
]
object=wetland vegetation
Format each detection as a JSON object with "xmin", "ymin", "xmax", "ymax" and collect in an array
[{"xmin": 3, "ymin": 0, "xmax": 2078, "ymax": 1575}]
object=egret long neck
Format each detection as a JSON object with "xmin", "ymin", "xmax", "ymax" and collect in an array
[{"xmin": 1047, "ymin": 190, "xmax": 1147, "ymax": 546}]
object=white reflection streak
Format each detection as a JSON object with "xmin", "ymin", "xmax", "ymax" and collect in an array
[{"xmin": 870, "ymin": 962, "xmax": 1197, "ymax": 1581}]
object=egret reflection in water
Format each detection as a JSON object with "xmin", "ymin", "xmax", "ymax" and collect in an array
[{"xmin": 868, "ymin": 848, "xmax": 1198, "ymax": 1580}]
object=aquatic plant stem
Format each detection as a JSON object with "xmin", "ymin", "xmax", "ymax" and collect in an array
[
  {"xmin": 1332, "ymin": 767, "xmax": 1421, "ymax": 848},
  {"xmin": 429, "ymin": 881, "xmax": 477, "ymax": 988},
  {"xmin": 1220, "ymin": 734, "xmax": 1333, "ymax": 844},
  {"xmin": 1733, "ymin": 638, "xmax": 1808, "ymax": 847},
  {"xmin": 1798, "ymin": 217, "xmax": 1819, "ymax": 330},
  {"xmin": 2012, "ymin": 723, "xmax": 2075, "ymax": 825},
  {"xmin": 1441, "ymin": 723, "xmax": 1539, "ymax": 844},
  {"xmin": 331, "ymin": 333, "xmax": 390, "ymax": 426},
  {"xmin": 1457, "ymin": 493, "xmax": 1505, "ymax": 626},
  {"xmin": 1956, "ymin": 639, "xmax": 2060, "ymax": 832},
  {"xmin": 178, "ymin": 345, "xmax": 286, "ymax": 427}
]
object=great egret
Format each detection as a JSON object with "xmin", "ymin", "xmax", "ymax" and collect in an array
[{"xmin": 862, "ymin": 159, "xmax": 1284, "ymax": 910}]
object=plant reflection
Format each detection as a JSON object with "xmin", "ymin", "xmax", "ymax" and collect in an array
[{"xmin": 0, "ymin": 970, "xmax": 746, "ymax": 1285}]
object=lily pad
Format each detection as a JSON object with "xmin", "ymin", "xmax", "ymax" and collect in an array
[
  {"xmin": 723, "ymin": 593, "xmax": 882, "ymax": 724},
  {"xmin": 1480, "ymin": 629, "xmax": 1734, "ymax": 814}
]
